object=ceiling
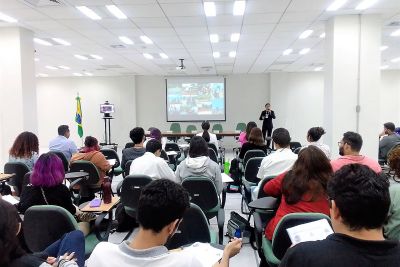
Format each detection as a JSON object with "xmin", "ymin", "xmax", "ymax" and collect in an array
[{"xmin": 0, "ymin": 0, "xmax": 400, "ymax": 76}]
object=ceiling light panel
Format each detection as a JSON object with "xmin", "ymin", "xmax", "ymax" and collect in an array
[
  {"xmin": 210, "ymin": 34, "xmax": 219, "ymax": 43},
  {"xmin": 233, "ymin": 1, "xmax": 246, "ymax": 16},
  {"xmin": 76, "ymin": 6, "xmax": 101, "ymax": 20},
  {"xmin": 355, "ymin": 0, "xmax": 379, "ymax": 10},
  {"xmin": 34, "ymin": 38, "xmax": 52, "ymax": 46},
  {"xmin": 283, "ymin": 49, "xmax": 293, "ymax": 56},
  {"xmin": 74, "ymin": 55, "xmax": 88, "ymax": 60},
  {"xmin": 51, "ymin": 38, "xmax": 71, "ymax": 46},
  {"xmin": 204, "ymin": 2, "xmax": 216, "ymax": 17},
  {"xmin": 326, "ymin": 0, "xmax": 347, "ymax": 11},
  {"xmin": 230, "ymin": 33, "xmax": 240, "ymax": 42},
  {"xmin": 0, "ymin": 12, "xmax": 17, "ymax": 23},
  {"xmin": 213, "ymin": 52, "xmax": 220, "ymax": 58},
  {"xmin": 159, "ymin": 53, "xmax": 168, "ymax": 59},
  {"xmin": 140, "ymin": 35, "xmax": 153, "ymax": 44},
  {"xmin": 229, "ymin": 51, "xmax": 236, "ymax": 58},
  {"xmin": 299, "ymin": 48, "xmax": 311, "ymax": 55},
  {"xmin": 119, "ymin": 36, "xmax": 134, "ymax": 45},
  {"xmin": 106, "ymin": 5, "xmax": 127, "ymax": 19},
  {"xmin": 390, "ymin": 29, "xmax": 400, "ymax": 37},
  {"xmin": 299, "ymin": 30, "xmax": 313, "ymax": 39},
  {"xmin": 143, "ymin": 53, "xmax": 153, "ymax": 59}
]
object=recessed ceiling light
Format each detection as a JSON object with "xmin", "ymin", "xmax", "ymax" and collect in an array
[
  {"xmin": 320, "ymin": 32, "xmax": 326, "ymax": 38},
  {"xmin": 326, "ymin": 0, "xmax": 347, "ymax": 11},
  {"xmin": 210, "ymin": 34, "xmax": 219, "ymax": 43},
  {"xmin": 0, "ymin": 12, "xmax": 17, "ymax": 23},
  {"xmin": 213, "ymin": 52, "xmax": 220, "ymax": 58},
  {"xmin": 380, "ymin": 45, "xmax": 388, "ymax": 51},
  {"xmin": 282, "ymin": 49, "xmax": 293, "ymax": 56},
  {"xmin": 74, "ymin": 54, "xmax": 88, "ymax": 60},
  {"xmin": 230, "ymin": 33, "xmax": 240, "ymax": 42},
  {"xmin": 58, "ymin": 65, "xmax": 70, "ymax": 70},
  {"xmin": 390, "ymin": 29, "xmax": 400, "ymax": 37},
  {"xmin": 233, "ymin": 1, "xmax": 246, "ymax": 16},
  {"xmin": 299, "ymin": 48, "xmax": 311, "ymax": 55},
  {"xmin": 45, "ymin": 65, "xmax": 58, "ymax": 70},
  {"xmin": 390, "ymin": 57, "xmax": 400, "ymax": 63},
  {"xmin": 91, "ymin": 54, "xmax": 103, "ymax": 60},
  {"xmin": 34, "ymin": 58, "xmax": 39, "ymax": 62},
  {"xmin": 84, "ymin": 72, "xmax": 93, "ymax": 76},
  {"xmin": 33, "ymin": 38, "xmax": 53, "ymax": 46},
  {"xmin": 299, "ymin": 30, "xmax": 313, "ymax": 39},
  {"xmin": 36, "ymin": 73, "xmax": 48, "ymax": 77},
  {"xmin": 143, "ymin": 53, "xmax": 153, "ymax": 59},
  {"xmin": 76, "ymin": 6, "xmax": 101, "ymax": 20},
  {"xmin": 51, "ymin": 38, "xmax": 71, "ymax": 46},
  {"xmin": 380, "ymin": 65, "xmax": 389, "ymax": 70},
  {"xmin": 314, "ymin": 66, "xmax": 323, "ymax": 71},
  {"xmin": 229, "ymin": 51, "xmax": 236, "ymax": 58},
  {"xmin": 204, "ymin": 2, "xmax": 216, "ymax": 17},
  {"xmin": 73, "ymin": 73, "xmax": 83, "ymax": 76},
  {"xmin": 159, "ymin": 53, "xmax": 168, "ymax": 59},
  {"xmin": 355, "ymin": 0, "xmax": 378, "ymax": 10},
  {"xmin": 140, "ymin": 35, "xmax": 153, "ymax": 44},
  {"xmin": 119, "ymin": 36, "xmax": 134, "ymax": 45},
  {"xmin": 106, "ymin": 5, "xmax": 127, "ymax": 19}
]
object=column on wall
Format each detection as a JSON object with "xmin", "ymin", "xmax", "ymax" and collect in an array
[
  {"xmin": 324, "ymin": 15, "xmax": 381, "ymax": 159},
  {"xmin": 0, "ymin": 27, "xmax": 37, "ymax": 168}
]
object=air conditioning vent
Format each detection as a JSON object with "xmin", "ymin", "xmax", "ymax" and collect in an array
[
  {"xmin": 22, "ymin": 0, "xmax": 64, "ymax": 7},
  {"xmin": 101, "ymin": 65, "xmax": 124, "ymax": 69},
  {"xmin": 387, "ymin": 21, "xmax": 400, "ymax": 27},
  {"xmin": 110, "ymin": 44, "xmax": 126, "ymax": 49}
]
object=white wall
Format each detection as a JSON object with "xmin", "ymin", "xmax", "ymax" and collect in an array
[
  {"xmin": 270, "ymin": 72, "xmax": 325, "ymax": 145},
  {"xmin": 36, "ymin": 76, "xmax": 136, "ymax": 151},
  {"xmin": 135, "ymin": 74, "xmax": 270, "ymax": 149}
]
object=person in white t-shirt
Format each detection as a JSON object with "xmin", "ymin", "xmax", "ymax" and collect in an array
[
  {"xmin": 129, "ymin": 139, "xmax": 175, "ymax": 181},
  {"xmin": 87, "ymin": 179, "xmax": 242, "ymax": 267},
  {"xmin": 197, "ymin": 120, "xmax": 219, "ymax": 151},
  {"xmin": 254, "ymin": 128, "xmax": 297, "ymax": 199}
]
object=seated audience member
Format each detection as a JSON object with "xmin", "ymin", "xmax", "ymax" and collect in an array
[
  {"xmin": 175, "ymin": 136, "xmax": 223, "ymax": 194},
  {"xmin": 9, "ymin": 131, "xmax": 39, "ymax": 170},
  {"xmin": 129, "ymin": 139, "xmax": 175, "ymax": 181},
  {"xmin": 331, "ymin": 131, "xmax": 381, "ymax": 173},
  {"xmin": 49, "ymin": 125, "xmax": 78, "ymax": 161},
  {"xmin": 379, "ymin": 122, "xmax": 400, "ymax": 161},
  {"xmin": 121, "ymin": 127, "xmax": 146, "ymax": 169},
  {"xmin": 0, "ymin": 199, "xmax": 85, "ymax": 267},
  {"xmin": 18, "ymin": 152, "xmax": 93, "ymax": 235},
  {"xmin": 70, "ymin": 136, "xmax": 111, "ymax": 187},
  {"xmin": 239, "ymin": 127, "xmax": 268, "ymax": 159},
  {"xmin": 384, "ymin": 147, "xmax": 400, "ymax": 240},
  {"xmin": 238, "ymin": 121, "xmax": 257, "ymax": 146},
  {"xmin": 302, "ymin": 127, "xmax": 331, "ymax": 159},
  {"xmin": 263, "ymin": 146, "xmax": 332, "ymax": 240},
  {"xmin": 280, "ymin": 164, "xmax": 400, "ymax": 267},
  {"xmin": 87, "ymin": 179, "xmax": 242, "ymax": 267},
  {"xmin": 254, "ymin": 128, "xmax": 297, "ymax": 198},
  {"xmin": 143, "ymin": 127, "xmax": 169, "ymax": 161},
  {"xmin": 196, "ymin": 120, "xmax": 219, "ymax": 150},
  {"xmin": 143, "ymin": 127, "xmax": 166, "ymax": 149}
]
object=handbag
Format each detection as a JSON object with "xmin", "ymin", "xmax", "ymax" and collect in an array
[{"xmin": 226, "ymin": 211, "xmax": 253, "ymax": 244}]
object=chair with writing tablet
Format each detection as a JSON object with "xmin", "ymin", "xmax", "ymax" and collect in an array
[
  {"xmin": 4, "ymin": 162, "xmax": 30, "ymax": 197},
  {"xmin": 181, "ymin": 176, "xmax": 224, "ymax": 244},
  {"xmin": 258, "ymin": 213, "xmax": 331, "ymax": 267},
  {"xmin": 51, "ymin": 150, "xmax": 70, "ymax": 172},
  {"xmin": 100, "ymin": 148, "xmax": 123, "ymax": 177},
  {"xmin": 241, "ymin": 157, "xmax": 263, "ymax": 214},
  {"xmin": 165, "ymin": 203, "xmax": 218, "ymax": 249}
]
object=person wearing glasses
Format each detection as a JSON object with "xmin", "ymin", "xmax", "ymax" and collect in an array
[{"xmin": 330, "ymin": 131, "xmax": 381, "ymax": 173}]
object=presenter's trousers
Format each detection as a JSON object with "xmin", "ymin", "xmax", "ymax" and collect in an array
[{"xmin": 263, "ymin": 127, "xmax": 273, "ymax": 148}]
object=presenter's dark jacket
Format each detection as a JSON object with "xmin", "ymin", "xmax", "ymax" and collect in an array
[{"xmin": 259, "ymin": 110, "xmax": 276, "ymax": 129}]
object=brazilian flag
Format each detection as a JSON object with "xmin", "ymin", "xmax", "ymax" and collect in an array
[{"xmin": 75, "ymin": 95, "xmax": 83, "ymax": 138}]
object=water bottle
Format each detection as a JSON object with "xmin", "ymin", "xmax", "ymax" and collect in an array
[
  {"xmin": 234, "ymin": 228, "xmax": 242, "ymax": 239},
  {"xmin": 102, "ymin": 176, "xmax": 112, "ymax": 204}
]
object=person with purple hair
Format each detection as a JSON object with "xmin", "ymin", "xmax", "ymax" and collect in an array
[
  {"xmin": 143, "ymin": 127, "xmax": 166, "ymax": 149},
  {"xmin": 18, "ymin": 152, "xmax": 92, "ymax": 235}
]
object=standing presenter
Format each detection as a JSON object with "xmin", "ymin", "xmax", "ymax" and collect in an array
[{"xmin": 259, "ymin": 103, "xmax": 276, "ymax": 148}]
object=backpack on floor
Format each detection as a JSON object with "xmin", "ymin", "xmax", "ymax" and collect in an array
[{"xmin": 226, "ymin": 211, "xmax": 254, "ymax": 245}]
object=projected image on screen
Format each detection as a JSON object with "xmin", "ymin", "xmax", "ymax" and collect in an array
[{"xmin": 166, "ymin": 77, "xmax": 225, "ymax": 121}]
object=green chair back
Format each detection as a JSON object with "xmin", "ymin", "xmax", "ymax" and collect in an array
[
  {"xmin": 170, "ymin": 123, "xmax": 181, "ymax": 133},
  {"xmin": 212, "ymin": 123, "xmax": 223, "ymax": 132},
  {"xmin": 236, "ymin": 122, "xmax": 246, "ymax": 132},
  {"xmin": 186, "ymin": 125, "xmax": 197, "ymax": 133}
]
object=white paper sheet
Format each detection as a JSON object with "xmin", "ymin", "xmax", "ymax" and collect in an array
[{"xmin": 286, "ymin": 219, "xmax": 333, "ymax": 245}]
